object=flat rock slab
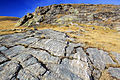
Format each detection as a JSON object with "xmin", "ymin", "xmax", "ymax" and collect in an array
[
  {"xmin": 86, "ymin": 48, "xmax": 116, "ymax": 70},
  {"xmin": 16, "ymin": 37, "xmax": 39, "ymax": 46},
  {"xmin": 34, "ymin": 29, "xmax": 68, "ymax": 41},
  {"xmin": 1, "ymin": 45, "xmax": 29, "ymax": 59},
  {"xmin": 27, "ymin": 49, "xmax": 60, "ymax": 64},
  {"xmin": 29, "ymin": 39, "xmax": 67, "ymax": 57},
  {"xmin": 0, "ymin": 29, "xmax": 120, "ymax": 80},
  {"xmin": 0, "ymin": 33, "xmax": 28, "ymax": 47}
]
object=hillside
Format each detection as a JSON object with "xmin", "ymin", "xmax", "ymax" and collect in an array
[
  {"xmin": 0, "ymin": 4, "xmax": 120, "ymax": 80},
  {"xmin": 0, "ymin": 16, "xmax": 19, "ymax": 32},
  {"xmin": 9, "ymin": 4, "xmax": 120, "ymax": 53},
  {"xmin": 16, "ymin": 4, "xmax": 120, "ymax": 29}
]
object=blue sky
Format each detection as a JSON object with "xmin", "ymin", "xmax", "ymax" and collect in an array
[{"xmin": 0, "ymin": 0, "xmax": 120, "ymax": 18}]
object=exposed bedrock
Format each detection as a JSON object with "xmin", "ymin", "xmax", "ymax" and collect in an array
[{"xmin": 0, "ymin": 29, "xmax": 120, "ymax": 80}]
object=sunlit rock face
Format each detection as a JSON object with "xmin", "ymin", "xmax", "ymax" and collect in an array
[{"xmin": 16, "ymin": 4, "xmax": 120, "ymax": 29}]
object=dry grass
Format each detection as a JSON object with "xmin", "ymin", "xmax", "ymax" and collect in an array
[
  {"xmin": 66, "ymin": 24, "xmax": 120, "ymax": 53},
  {"xmin": 0, "ymin": 21, "xmax": 16, "ymax": 29},
  {"xmin": 0, "ymin": 17, "xmax": 120, "ymax": 53},
  {"xmin": 99, "ymin": 70, "xmax": 116, "ymax": 80},
  {"xmin": 36, "ymin": 23, "xmax": 120, "ymax": 53},
  {"xmin": 0, "ymin": 16, "xmax": 19, "ymax": 21},
  {"xmin": 0, "ymin": 16, "xmax": 20, "ymax": 30},
  {"xmin": 36, "ymin": 23, "xmax": 79, "ymax": 32},
  {"xmin": 0, "ymin": 20, "xmax": 17, "ymax": 35},
  {"xmin": 0, "ymin": 16, "xmax": 26, "ymax": 35}
]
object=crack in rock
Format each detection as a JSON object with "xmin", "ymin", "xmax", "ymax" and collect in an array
[
  {"xmin": 10, "ymin": 62, "xmax": 23, "ymax": 80},
  {"xmin": 0, "ymin": 51, "xmax": 11, "ymax": 65}
]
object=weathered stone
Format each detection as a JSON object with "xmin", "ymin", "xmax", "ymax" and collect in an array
[
  {"xmin": 61, "ymin": 58, "xmax": 91, "ymax": 80},
  {"xmin": 0, "ymin": 29, "xmax": 120, "ymax": 80},
  {"xmin": 0, "ymin": 61, "xmax": 21, "ymax": 80},
  {"xmin": 15, "ymin": 13, "xmax": 33, "ymax": 27},
  {"xmin": 46, "ymin": 58, "xmax": 91, "ymax": 80},
  {"xmin": 93, "ymin": 12, "xmax": 117, "ymax": 21},
  {"xmin": 86, "ymin": 48, "xmax": 116, "ymax": 70},
  {"xmin": 27, "ymin": 13, "xmax": 33, "ymax": 19},
  {"xmin": 0, "ymin": 33, "xmax": 27, "ymax": 47},
  {"xmin": 17, "ymin": 69, "xmax": 39, "ymax": 80},
  {"xmin": 21, "ymin": 57, "xmax": 38, "ymax": 68},
  {"xmin": 16, "ymin": 37, "xmax": 39, "ymax": 46},
  {"xmin": 0, "ymin": 46, "xmax": 8, "ymax": 51},
  {"xmin": 108, "ymin": 67, "xmax": 120, "ymax": 79},
  {"xmin": 34, "ymin": 29, "xmax": 68, "ymax": 40},
  {"xmin": 2, "ymin": 45, "xmax": 29, "ymax": 59},
  {"xmin": 66, "ymin": 43, "xmax": 84, "ymax": 58},
  {"xmin": 34, "ymin": 15, "xmax": 44, "ymax": 22},
  {"xmin": 24, "ymin": 63, "xmax": 46, "ymax": 76},
  {"xmin": 70, "ymin": 47, "xmax": 88, "ymax": 62},
  {"xmin": 0, "ymin": 61, "xmax": 9, "ymax": 72},
  {"xmin": 29, "ymin": 49, "xmax": 60, "ymax": 64},
  {"xmin": 12, "ymin": 54, "xmax": 32, "ymax": 63},
  {"xmin": 0, "ymin": 53, "xmax": 8, "ymax": 63},
  {"xmin": 22, "ymin": 19, "xmax": 36, "ymax": 27},
  {"xmin": 42, "ymin": 71, "xmax": 63, "ymax": 80},
  {"xmin": 56, "ymin": 65, "xmax": 83, "ymax": 80},
  {"xmin": 56, "ymin": 15, "xmax": 79, "ymax": 25},
  {"xmin": 29, "ymin": 39, "xmax": 67, "ymax": 57}
]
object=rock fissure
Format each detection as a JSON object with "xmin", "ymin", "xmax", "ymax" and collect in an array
[
  {"xmin": 10, "ymin": 62, "xmax": 23, "ymax": 80},
  {"xmin": 29, "ymin": 46, "xmax": 78, "ymax": 60},
  {"xmin": 32, "ymin": 56, "xmax": 50, "ymax": 76},
  {"xmin": 0, "ymin": 51, "xmax": 11, "ymax": 65},
  {"xmin": 0, "ymin": 51, "xmax": 9, "ymax": 59},
  {"xmin": 0, "ymin": 59, "xmax": 11, "ymax": 65},
  {"xmin": 1, "ymin": 44, "xmax": 14, "ymax": 49},
  {"xmin": 64, "ymin": 41, "xmax": 69, "ymax": 56}
]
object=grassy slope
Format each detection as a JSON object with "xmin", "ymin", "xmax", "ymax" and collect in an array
[
  {"xmin": 0, "ymin": 16, "xmax": 19, "ymax": 21},
  {"xmin": 0, "ymin": 16, "xmax": 20, "ymax": 29},
  {"xmin": 0, "ymin": 16, "xmax": 24, "ymax": 34}
]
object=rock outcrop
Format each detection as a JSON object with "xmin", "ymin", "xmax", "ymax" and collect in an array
[
  {"xmin": 0, "ymin": 29, "xmax": 120, "ymax": 80},
  {"xmin": 16, "ymin": 4, "xmax": 120, "ymax": 29}
]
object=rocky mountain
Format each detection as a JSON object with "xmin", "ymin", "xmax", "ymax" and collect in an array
[
  {"xmin": 0, "ymin": 4, "xmax": 120, "ymax": 80},
  {"xmin": 16, "ymin": 4, "xmax": 120, "ymax": 29}
]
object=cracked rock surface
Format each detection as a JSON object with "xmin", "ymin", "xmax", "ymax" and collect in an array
[{"xmin": 0, "ymin": 29, "xmax": 120, "ymax": 80}]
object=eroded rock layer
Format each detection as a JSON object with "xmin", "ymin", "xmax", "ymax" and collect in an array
[{"xmin": 0, "ymin": 29, "xmax": 120, "ymax": 80}]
